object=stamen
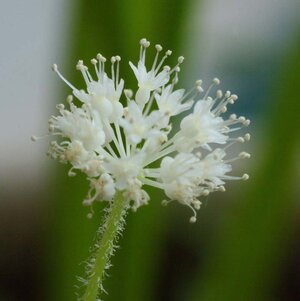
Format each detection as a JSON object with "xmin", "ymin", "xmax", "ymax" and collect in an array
[
  {"xmin": 91, "ymin": 58, "xmax": 99, "ymax": 78},
  {"xmin": 222, "ymin": 139, "xmax": 241, "ymax": 150},
  {"xmin": 143, "ymin": 144, "xmax": 176, "ymax": 166},
  {"xmin": 66, "ymin": 95, "xmax": 73, "ymax": 104},
  {"xmin": 213, "ymin": 91, "xmax": 238, "ymax": 115},
  {"xmin": 115, "ymin": 55, "xmax": 121, "ymax": 85},
  {"xmin": 142, "ymin": 178, "xmax": 164, "ymax": 189},
  {"xmin": 182, "ymin": 85, "xmax": 198, "ymax": 102},
  {"xmin": 225, "ymin": 152, "xmax": 250, "ymax": 163},
  {"xmin": 31, "ymin": 134, "xmax": 51, "ymax": 141},
  {"xmin": 103, "ymin": 120, "xmax": 126, "ymax": 158},
  {"xmin": 111, "ymin": 56, "xmax": 116, "ymax": 84},
  {"xmin": 242, "ymin": 174, "xmax": 250, "ymax": 180},
  {"xmin": 124, "ymin": 89, "xmax": 133, "ymax": 103},
  {"xmin": 218, "ymin": 186, "xmax": 226, "ymax": 192},
  {"xmin": 76, "ymin": 61, "xmax": 91, "ymax": 87},
  {"xmin": 215, "ymin": 89, "xmax": 223, "ymax": 99},
  {"xmin": 52, "ymin": 64, "xmax": 77, "ymax": 90},
  {"xmin": 143, "ymin": 93, "xmax": 155, "ymax": 116},
  {"xmin": 139, "ymin": 38, "xmax": 150, "ymax": 64},
  {"xmin": 87, "ymin": 212, "xmax": 93, "ymax": 219},
  {"xmin": 190, "ymin": 216, "xmax": 197, "ymax": 223},
  {"xmin": 244, "ymin": 133, "xmax": 251, "ymax": 141},
  {"xmin": 151, "ymin": 44, "xmax": 163, "ymax": 71},
  {"xmin": 68, "ymin": 167, "xmax": 76, "ymax": 177},
  {"xmin": 161, "ymin": 199, "xmax": 173, "ymax": 206},
  {"xmin": 105, "ymin": 143, "xmax": 118, "ymax": 159},
  {"xmin": 183, "ymin": 200, "xmax": 197, "ymax": 223},
  {"xmin": 192, "ymin": 200, "xmax": 202, "ymax": 210},
  {"xmin": 169, "ymin": 56, "xmax": 184, "ymax": 74},
  {"xmin": 96, "ymin": 53, "xmax": 106, "ymax": 81},
  {"xmin": 203, "ymin": 77, "xmax": 221, "ymax": 99},
  {"xmin": 171, "ymin": 67, "xmax": 180, "ymax": 86},
  {"xmin": 114, "ymin": 121, "xmax": 126, "ymax": 157},
  {"xmin": 239, "ymin": 152, "xmax": 251, "ymax": 159},
  {"xmin": 154, "ymin": 50, "xmax": 172, "ymax": 74}
]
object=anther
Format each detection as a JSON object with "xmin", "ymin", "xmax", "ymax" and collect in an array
[
  {"xmin": 225, "ymin": 90, "xmax": 231, "ymax": 98},
  {"xmin": 244, "ymin": 133, "xmax": 251, "ymax": 141},
  {"xmin": 239, "ymin": 152, "xmax": 251, "ymax": 159},
  {"xmin": 178, "ymin": 56, "xmax": 184, "ymax": 63},
  {"xmin": 56, "ymin": 104, "xmax": 64, "ymax": 110},
  {"xmin": 66, "ymin": 95, "xmax": 73, "ymax": 104},
  {"xmin": 194, "ymin": 203, "xmax": 201, "ymax": 210},
  {"xmin": 242, "ymin": 174, "xmax": 250, "ymax": 180},
  {"xmin": 124, "ymin": 89, "xmax": 133, "ymax": 98},
  {"xmin": 220, "ymin": 106, "xmax": 227, "ymax": 113},
  {"xmin": 213, "ymin": 77, "xmax": 220, "ymax": 85},
  {"xmin": 52, "ymin": 64, "xmax": 58, "ymax": 72},
  {"xmin": 155, "ymin": 44, "xmax": 162, "ymax": 52},
  {"xmin": 91, "ymin": 58, "xmax": 97, "ymax": 65},
  {"xmin": 97, "ymin": 53, "xmax": 106, "ymax": 62},
  {"xmin": 161, "ymin": 199, "xmax": 168, "ymax": 206},
  {"xmin": 203, "ymin": 189, "xmax": 210, "ymax": 196},
  {"xmin": 115, "ymin": 55, "xmax": 121, "ymax": 61},
  {"xmin": 231, "ymin": 94, "xmax": 238, "ymax": 101},
  {"xmin": 174, "ymin": 66, "xmax": 180, "ymax": 72},
  {"xmin": 244, "ymin": 119, "xmax": 251, "ymax": 126},
  {"xmin": 111, "ymin": 56, "xmax": 116, "ymax": 63},
  {"xmin": 216, "ymin": 90, "xmax": 223, "ymax": 98},
  {"xmin": 219, "ymin": 186, "xmax": 226, "ymax": 192},
  {"xmin": 193, "ymin": 200, "xmax": 202, "ymax": 209},
  {"xmin": 166, "ymin": 50, "xmax": 172, "ymax": 56},
  {"xmin": 195, "ymin": 79, "xmax": 203, "ymax": 86},
  {"xmin": 189, "ymin": 216, "xmax": 197, "ymax": 223},
  {"xmin": 76, "ymin": 60, "xmax": 84, "ymax": 70},
  {"xmin": 196, "ymin": 86, "xmax": 204, "ymax": 93},
  {"xmin": 140, "ymin": 38, "xmax": 147, "ymax": 45},
  {"xmin": 68, "ymin": 170, "xmax": 76, "ymax": 177}
]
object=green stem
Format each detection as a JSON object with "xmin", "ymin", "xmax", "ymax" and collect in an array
[{"xmin": 83, "ymin": 192, "xmax": 127, "ymax": 301}]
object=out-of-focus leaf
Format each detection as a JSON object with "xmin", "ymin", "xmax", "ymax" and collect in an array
[{"xmin": 188, "ymin": 32, "xmax": 300, "ymax": 301}]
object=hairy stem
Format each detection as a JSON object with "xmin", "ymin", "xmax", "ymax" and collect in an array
[{"xmin": 83, "ymin": 192, "xmax": 127, "ymax": 301}]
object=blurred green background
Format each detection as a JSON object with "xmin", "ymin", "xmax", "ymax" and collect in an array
[{"xmin": 0, "ymin": 0, "xmax": 300, "ymax": 300}]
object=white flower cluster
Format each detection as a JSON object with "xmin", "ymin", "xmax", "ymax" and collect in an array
[{"xmin": 33, "ymin": 38, "xmax": 251, "ymax": 222}]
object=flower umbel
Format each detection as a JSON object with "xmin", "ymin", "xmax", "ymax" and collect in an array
[{"xmin": 34, "ymin": 38, "xmax": 250, "ymax": 223}]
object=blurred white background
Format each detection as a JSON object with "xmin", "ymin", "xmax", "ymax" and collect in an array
[{"xmin": 0, "ymin": 0, "xmax": 74, "ymax": 198}]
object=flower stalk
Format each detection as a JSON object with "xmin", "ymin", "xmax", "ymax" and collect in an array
[{"xmin": 83, "ymin": 192, "xmax": 127, "ymax": 301}]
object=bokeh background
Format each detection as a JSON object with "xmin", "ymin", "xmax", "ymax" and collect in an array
[{"xmin": 1, "ymin": 0, "xmax": 300, "ymax": 300}]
